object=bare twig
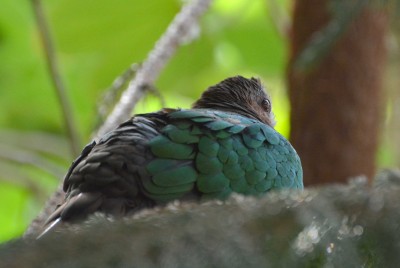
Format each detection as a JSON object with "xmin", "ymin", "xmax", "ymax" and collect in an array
[
  {"xmin": 0, "ymin": 144, "xmax": 66, "ymax": 178},
  {"xmin": 96, "ymin": 0, "xmax": 213, "ymax": 138},
  {"xmin": 97, "ymin": 63, "xmax": 166, "ymax": 126},
  {"xmin": 146, "ymin": 85, "xmax": 166, "ymax": 108},
  {"xmin": 31, "ymin": 0, "xmax": 81, "ymax": 157},
  {"xmin": 0, "ymin": 130, "xmax": 69, "ymax": 159},
  {"xmin": 97, "ymin": 63, "xmax": 140, "ymax": 122}
]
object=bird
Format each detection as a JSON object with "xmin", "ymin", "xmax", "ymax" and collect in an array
[{"xmin": 38, "ymin": 76, "xmax": 303, "ymax": 238}]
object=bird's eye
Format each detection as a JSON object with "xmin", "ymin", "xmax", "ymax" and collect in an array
[{"xmin": 261, "ymin": 98, "xmax": 271, "ymax": 113}]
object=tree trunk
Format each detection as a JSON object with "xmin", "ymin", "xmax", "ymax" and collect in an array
[{"xmin": 288, "ymin": 0, "xmax": 388, "ymax": 185}]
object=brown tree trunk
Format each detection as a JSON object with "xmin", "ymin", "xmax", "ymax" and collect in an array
[{"xmin": 288, "ymin": 1, "xmax": 388, "ymax": 185}]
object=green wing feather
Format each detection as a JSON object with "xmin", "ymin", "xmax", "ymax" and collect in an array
[{"xmin": 144, "ymin": 109, "xmax": 303, "ymax": 202}]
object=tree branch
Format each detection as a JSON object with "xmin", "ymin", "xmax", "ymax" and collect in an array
[
  {"xmin": 13, "ymin": 177, "xmax": 400, "ymax": 266},
  {"xmin": 31, "ymin": 0, "xmax": 81, "ymax": 157},
  {"xmin": 97, "ymin": 63, "xmax": 140, "ymax": 124},
  {"xmin": 96, "ymin": 0, "xmax": 213, "ymax": 139},
  {"xmin": 97, "ymin": 65, "xmax": 165, "ymax": 128}
]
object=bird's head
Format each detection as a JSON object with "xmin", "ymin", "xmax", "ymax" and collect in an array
[{"xmin": 192, "ymin": 76, "xmax": 276, "ymax": 127}]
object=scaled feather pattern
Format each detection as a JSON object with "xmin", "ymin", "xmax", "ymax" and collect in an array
[{"xmin": 40, "ymin": 76, "xmax": 303, "ymax": 237}]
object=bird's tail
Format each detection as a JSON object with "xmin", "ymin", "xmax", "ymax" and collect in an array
[
  {"xmin": 36, "ymin": 217, "xmax": 62, "ymax": 239},
  {"xmin": 36, "ymin": 192, "xmax": 103, "ymax": 239}
]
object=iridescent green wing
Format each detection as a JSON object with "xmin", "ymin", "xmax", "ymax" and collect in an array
[{"xmin": 143, "ymin": 109, "xmax": 303, "ymax": 203}]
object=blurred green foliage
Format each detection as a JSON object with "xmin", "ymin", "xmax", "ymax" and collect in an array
[
  {"xmin": 0, "ymin": 0, "xmax": 290, "ymax": 242},
  {"xmin": 1, "ymin": 0, "xmax": 398, "ymax": 245}
]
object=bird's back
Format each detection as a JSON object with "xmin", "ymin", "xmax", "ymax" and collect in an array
[
  {"xmin": 143, "ymin": 109, "xmax": 302, "ymax": 202},
  {"xmin": 42, "ymin": 108, "xmax": 303, "ymax": 232}
]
